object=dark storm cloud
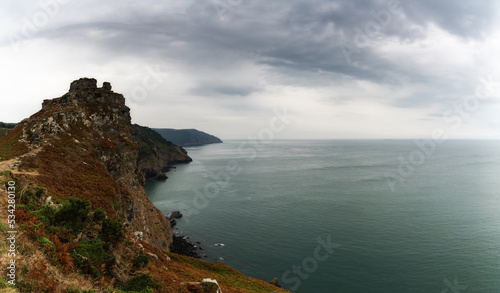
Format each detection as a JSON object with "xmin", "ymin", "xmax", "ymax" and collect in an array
[
  {"xmin": 3, "ymin": 0, "xmax": 499, "ymax": 138},
  {"xmin": 32, "ymin": 1, "xmax": 497, "ymax": 81},
  {"xmin": 403, "ymin": 0, "xmax": 497, "ymax": 39},
  {"xmin": 190, "ymin": 84, "xmax": 260, "ymax": 97}
]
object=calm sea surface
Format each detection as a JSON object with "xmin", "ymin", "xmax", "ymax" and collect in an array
[{"xmin": 145, "ymin": 140, "xmax": 500, "ymax": 293}]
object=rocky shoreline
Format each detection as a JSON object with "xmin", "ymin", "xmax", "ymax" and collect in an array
[
  {"xmin": 167, "ymin": 211, "xmax": 206, "ymax": 259},
  {"xmin": 170, "ymin": 233, "xmax": 203, "ymax": 259}
]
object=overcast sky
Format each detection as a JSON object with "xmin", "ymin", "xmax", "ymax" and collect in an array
[{"xmin": 2, "ymin": 0, "xmax": 500, "ymax": 139}]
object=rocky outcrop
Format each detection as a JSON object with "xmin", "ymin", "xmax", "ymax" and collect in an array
[
  {"xmin": 68, "ymin": 77, "xmax": 113, "ymax": 92},
  {"xmin": 16, "ymin": 78, "xmax": 183, "ymax": 250},
  {"xmin": 166, "ymin": 210, "xmax": 183, "ymax": 227},
  {"xmin": 182, "ymin": 278, "xmax": 222, "ymax": 293},
  {"xmin": 169, "ymin": 211, "xmax": 183, "ymax": 219},
  {"xmin": 269, "ymin": 278, "xmax": 282, "ymax": 288}
]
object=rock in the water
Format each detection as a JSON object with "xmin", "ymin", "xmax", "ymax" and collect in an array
[
  {"xmin": 170, "ymin": 235, "xmax": 201, "ymax": 258},
  {"xmin": 169, "ymin": 218, "xmax": 177, "ymax": 227},
  {"xmin": 269, "ymin": 277, "xmax": 281, "ymax": 288},
  {"xmin": 170, "ymin": 211, "xmax": 183, "ymax": 218}
]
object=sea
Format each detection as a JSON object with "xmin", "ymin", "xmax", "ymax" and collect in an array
[{"xmin": 145, "ymin": 140, "xmax": 500, "ymax": 293}]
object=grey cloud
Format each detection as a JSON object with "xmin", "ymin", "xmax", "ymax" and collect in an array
[
  {"xmin": 190, "ymin": 84, "xmax": 261, "ymax": 97},
  {"xmin": 2, "ymin": 0, "xmax": 499, "ymax": 138}
]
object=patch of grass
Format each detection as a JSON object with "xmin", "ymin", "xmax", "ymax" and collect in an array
[
  {"xmin": 0, "ymin": 170, "xmax": 12, "ymax": 176},
  {"xmin": 0, "ymin": 126, "xmax": 28, "ymax": 160},
  {"xmin": 66, "ymin": 286, "xmax": 96, "ymax": 293},
  {"xmin": 0, "ymin": 278, "xmax": 9, "ymax": 289},
  {"xmin": 121, "ymin": 274, "xmax": 161, "ymax": 292}
]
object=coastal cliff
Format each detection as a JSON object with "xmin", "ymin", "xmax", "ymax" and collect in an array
[
  {"xmin": 133, "ymin": 124, "xmax": 192, "ymax": 182},
  {"xmin": 0, "ymin": 78, "xmax": 289, "ymax": 292},
  {"xmin": 4, "ymin": 78, "xmax": 176, "ymax": 250}
]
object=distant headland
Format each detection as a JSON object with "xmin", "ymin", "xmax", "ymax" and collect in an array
[{"xmin": 154, "ymin": 128, "xmax": 223, "ymax": 147}]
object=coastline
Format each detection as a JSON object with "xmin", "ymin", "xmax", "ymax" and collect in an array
[{"xmin": 170, "ymin": 229, "xmax": 205, "ymax": 259}]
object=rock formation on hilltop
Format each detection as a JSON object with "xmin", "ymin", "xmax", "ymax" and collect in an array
[
  {"xmin": 68, "ymin": 77, "xmax": 112, "ymax": 92},
  {"xmin": 1, "ymin": 77, "xmax": 190, "ymax": 250}
]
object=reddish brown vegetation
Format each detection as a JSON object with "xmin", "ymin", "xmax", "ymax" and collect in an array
[
  {"xmin": 24, "ymin": 261, "xmax": 59, "ymax": 292},
  {"xmin": 0, "ymin": 125, "xmax": 28, "ymax": 160}
]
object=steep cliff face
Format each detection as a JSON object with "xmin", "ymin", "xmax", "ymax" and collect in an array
[{"xmin": 3, "ymin": 78, "xmax": 175, "ymax": 250}]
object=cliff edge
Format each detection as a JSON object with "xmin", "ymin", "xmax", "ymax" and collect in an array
[{"xmin": 1, "ymin": 77, "xmax": 176, "ymax": 250}]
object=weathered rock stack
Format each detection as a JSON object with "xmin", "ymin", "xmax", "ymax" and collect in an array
[{"xmin": 16, "ymin": 78, "xmax": 185, "ymax": 250}]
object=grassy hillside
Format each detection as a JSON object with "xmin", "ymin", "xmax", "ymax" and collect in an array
[
  {"xmin": 153, "ymin": 128, "xmax": 222, "ymax": 147},
  {"xmin": 0, "ymin": 171, "xmax": 288, "ymax": 292},
  {"xmin": 133, "ymin": 124, "xmax": 190, "ymax": 163}
]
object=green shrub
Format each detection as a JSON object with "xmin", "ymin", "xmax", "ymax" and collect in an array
[
  {"xmin": 91, "ymin": 208, "xmax": 106, "ymax": 222},
  {"xmin": 35, "ymin": 186, "xmax": 44, "ymax": 197},
  {"xmin": 31, "ymin": 204, "xmax": 55, "ymax": 226},
  {"xmin": 38, "ymin": 236, "xmax": 55, "ymax": 249},
  {"xmin": 71, "ymin": 239, "xmax": 115, "ymax": 279},
  {"xmin": 132, "ymin": 251, "xmax": 149, "ymax": 269},
  {"xmin": 100, "ymin": 218, "xmax": 124, "ymax": 246},
  {"xmin": 55, "ymin": 196, "xmax": 91, "ymax": 234},
  {"xmin": 18, "ymin": 203, "xmax": 35, "ymax": 212},
  {"xmin": 21, "ymin": 190, "xmax": 34, "ymax": 204},
  {"xmin": 121, "ymin": 274, "xmax": 160, "ymax": 292},
  {"xmin": 0, "ymin": 170, "xmax": 12, "ymax": 176}
]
